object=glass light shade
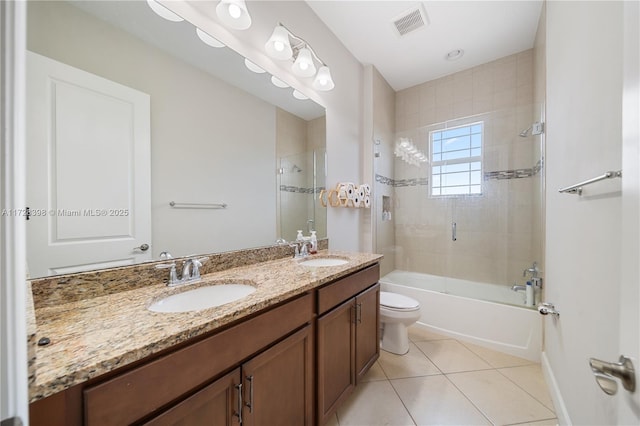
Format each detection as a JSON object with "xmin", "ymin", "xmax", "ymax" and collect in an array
[
  {"xmin": 216, "ymin": 0, "xmax": 251, "ymax": 30},
  {"xmin": 244, "ymin": 58, "xmax": 266, "ymax": 74},
  {"xmin": 146, "ymin": 0, "xmax": 183, "ymax": 22},
  {"xmin": 312, "ymin": 66, "xmax": 335, "ymax": 91},
  {"xmin": 265, "ymin": 26, "xmax": 293, "ymax": 60},
  {"xmin": 271, "ymin": 76, "xmax": 289, "ymax": 88},
  {"xmin": 292, "ymin": 47, "xmax": 316, "ymax": 78},
  {"xmin": 292, "ymin": 90, "xmax": 308, "ymax": 100},
  {"xmin": 196, "ymin": 28, "xmax": 225, "ymax": 48}
]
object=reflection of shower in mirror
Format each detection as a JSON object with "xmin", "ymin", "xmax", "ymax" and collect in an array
[{"xmin": 292, "ymin": 164, "xmax": 303, "ymax": 173}]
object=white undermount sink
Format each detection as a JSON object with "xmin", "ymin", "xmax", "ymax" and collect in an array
[
  {"xmin": 298, "ymin": 257, "xmax": 349, "ymax": 267},
  {"xmin": 148, "ymin": 284, "xmax": 256, "ymax": 313}
]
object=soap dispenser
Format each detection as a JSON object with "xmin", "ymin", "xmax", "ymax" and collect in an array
[
  {"xmin": 309, "ymin": 231, "xmax": 318, "ymax": 254},
  {"xmin": 296, "ymin": 230, "xmax": 304, "ymax": 243}
]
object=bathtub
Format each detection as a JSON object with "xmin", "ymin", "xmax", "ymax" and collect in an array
[{"xmin": 379, "ymin": 270, "xmax": 542, "ymax": 362}]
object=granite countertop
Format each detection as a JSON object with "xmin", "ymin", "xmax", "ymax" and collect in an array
[{"xmin": 29, "ymin": 250, "xmax": 382, "ymax": 402}]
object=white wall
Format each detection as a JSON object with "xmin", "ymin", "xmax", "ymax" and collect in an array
[
  {"xmin": 544, "ymin": 1, "xmax": 623, "ymax": 424},
  {"xmin": 169, "ymin": 0, "xmax": 365, "ymax": 252}
]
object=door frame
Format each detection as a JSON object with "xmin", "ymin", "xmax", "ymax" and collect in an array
[{"xmin": 0, "ymin": 0, "xmax": 29, "ymax": 423}]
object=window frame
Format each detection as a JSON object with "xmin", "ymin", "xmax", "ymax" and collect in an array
[{"xmin": 429, "ymin": 121, "xmax": 484, "ymax": 197}]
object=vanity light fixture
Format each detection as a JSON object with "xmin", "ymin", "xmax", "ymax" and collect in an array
[
  {"xmin": 292, "ymin": 47, "xmax": 316, "ymax": 78},
  {"xmin": 146, "ymin": 0, "xmax": 184, "ymax": 22},
  {"xmin": 394, "ymin": 138, "xmax": 428, "ymax": 166},
  {"xmin": 271, "ymin": 76, "xmax": 290, "ymax": 88},
  {"xmin": 292, "ymin": 90, "xmax": 309, "ymax": 100},
  {"xmin": 196, "ymin": 28, "xmax": 225, "ymax": 48},
  {"xmin": 264, "ymin": 23, "xmax": 335, "ymax": 91},
  {"xmin": 313, "ymin": 66, "xmax": 335, "ymax": 91},
  {"xmin": 244, "ymin": 58, "xmax": 266, "ymax": 74},
  {"xmin": 216, "ymin": 0, "xmax": 252, "ymax": 30},
  {"xmin": 265, "ymin": 26, "xmax": 293, "ymax": 60}
]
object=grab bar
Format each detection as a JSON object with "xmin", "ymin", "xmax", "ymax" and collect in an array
[
  {"xmin": 452, "ymin": 222, "xmax": 457, "ymax": 241},
  {"xmin": 558, "ymin": 170, "xmax": 622, "ymax": 195},
  {"xmin": 169, "ymin": 201, "xmax": 228, "ymax": 209}
]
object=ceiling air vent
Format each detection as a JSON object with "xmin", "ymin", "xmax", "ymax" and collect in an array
[{"xmin": 392, "ymin": 4, "xmax": 428, "ymax": 37}]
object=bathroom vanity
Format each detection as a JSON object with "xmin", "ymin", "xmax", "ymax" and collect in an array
[{"xmin": 28, "ymin": 250, "xmax": 381, "ymax": 425}]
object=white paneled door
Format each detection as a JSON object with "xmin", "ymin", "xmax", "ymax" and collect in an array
[{"xmin": 26, "ymin": 51, "xmax": 151, "ymax": 277}]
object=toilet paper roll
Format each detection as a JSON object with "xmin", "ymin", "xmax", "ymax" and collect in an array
[
  {"xmin": 362, "ymin": 184, "xmax": 371, "ymax": 195},
  {"xmin": 338, "ymin": 184, "xmax": 347, "ymax": 200},
  {"xmin": 363, "ymin": 195, "xmax": 371, "ymax": 208},
  {"xmin": 352, "ymin": 196, "xmax": 361, "ymax": 208},
  {"xmin": 346, "ymin": 183, "xmax": 356, "ymax": 200},
  {"xmin": 357, "ymin": 185, "xmax": 366, "ymax": 200}
]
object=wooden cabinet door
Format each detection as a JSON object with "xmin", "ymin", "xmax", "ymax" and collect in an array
[
  {"xmin": 144, "ymin": 368, "xmax": 241, "ymax": 426},
  {"xmin": 317, "ymin": 298, "xmax": 356, "ymax": 425},
  {"xmin": 241, "ymin": 325, "xmax": 313, "ymax": 426},
  {"xmin": 355, "ymin": 283, "xmax": 380, "ymax": 382}
]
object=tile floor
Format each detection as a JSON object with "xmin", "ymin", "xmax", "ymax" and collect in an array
[{"xmin": 326, "ymin": 326, "xmax": 557, "ymax": 426}]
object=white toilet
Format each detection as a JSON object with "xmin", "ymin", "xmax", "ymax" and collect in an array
[{"xmin": 379, "ymin": 291, "xmax": 421, "ymax": 355}]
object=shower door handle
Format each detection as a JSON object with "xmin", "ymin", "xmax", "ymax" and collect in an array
[{"xmin": 452, "ymin": 222, "xmax": 457, "ymax": 241}]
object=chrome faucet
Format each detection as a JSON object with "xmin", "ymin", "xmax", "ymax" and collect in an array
[
  {"xmin": 289, "ymin": 241, "xmax": 310, "ymax": 259},
  {"xmin": 511, "ymin": 285, "xmax": 526, "ymax": 292},
  {"xmin": 155, "ymin": 256, "xmax": 208, "ymax": 286}
]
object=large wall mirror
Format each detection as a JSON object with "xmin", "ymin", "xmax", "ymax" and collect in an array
[{"xmin": 26, "ymin": 0, "xmax": 326, "ymax": 278}]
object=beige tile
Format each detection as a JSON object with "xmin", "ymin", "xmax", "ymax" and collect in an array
[
  {"xmin": 392, "ymin": 375, "xmax": 491, "ymax": 425},
  {"xmin": 462, "ymin": 341, "xmax": 535, "ymax": 368},
  {"xmin": 448, "ymin": 370, "xmax": 555, "ymax": 425},
  {"xmin": 415, "ymin": 340, "xmax": 492, "ymax": 373},
  {"xmin": 360, "ymin": 361, "xmax": 388, "ymax": 382},
  {"xmin": 499, "ymin": 364, "xmax": 556, "ymax": 412},
  {"xmin": 408, "ymin": 325, "xmax": 449, "ymax": 342},
  {"xmin": 336, "ymin": 381, "xmax": 415, "ymax": 426},
  {"xmin": 378, "ymin": 343, "xmax": 441, "ymax": 379}
]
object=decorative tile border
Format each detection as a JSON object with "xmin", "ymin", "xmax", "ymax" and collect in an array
[
  {"xmin": 484, "ymin": 159, "xmax": 544, "ymax": 181},
  {"xmin": 279, "ymin": 185, "xmax": 325, "ymax": 194},
  {"xmin": 376, "ymin": 159, "xmax": 544, "ymax": 186},
  {"xmin": 375, "ymin": 174, "xmax": 428, "ymax": 188}
]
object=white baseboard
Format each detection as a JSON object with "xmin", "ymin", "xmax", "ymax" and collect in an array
[{"xmin": 541, "ymin": 351, "xmax": 572, "ymax": 425}]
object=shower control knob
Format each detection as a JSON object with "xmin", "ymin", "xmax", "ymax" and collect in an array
[{"xmin": 537, "ymin": 302, "xmax": 560, "ymax": 317}]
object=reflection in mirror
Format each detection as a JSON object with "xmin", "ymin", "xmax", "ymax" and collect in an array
[{"xmin": 25, "ymin": 0, "xmax": 326, "ymax": 278}]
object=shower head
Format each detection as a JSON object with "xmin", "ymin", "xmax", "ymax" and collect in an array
[
  {"xmin": 519, "ymin": 126, "xmax": 532, "ymax": 137},
  {"xmin": 292, "ymin": 165, "xmax": 303, "ymax": 173}
]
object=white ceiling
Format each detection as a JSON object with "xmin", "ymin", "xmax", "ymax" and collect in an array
[{"xmin": 307, "ymin": 1, "xmax": 543, "ymax": 91}]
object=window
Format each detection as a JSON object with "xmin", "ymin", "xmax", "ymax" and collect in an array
[{"xmin": 430, "ymin": 122, "xmax": 483, "ymax": 196}]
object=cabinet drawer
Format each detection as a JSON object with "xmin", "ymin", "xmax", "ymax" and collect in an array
[
  {"xmin": 317, "ymin": 264, "xmax": 379, "ymax": 315},
  {"xmin": 84, "ymin": 292, "xmax": 313, "ymax": 426}
]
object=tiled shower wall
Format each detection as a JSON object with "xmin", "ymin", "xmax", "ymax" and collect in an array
[
  {"xmin": 388, "ymin": 49, "xmax": 542, "ymax": 286},
  {"xmin": 276, "ymin": 109, "xmax": 326, "ymax": 241}
]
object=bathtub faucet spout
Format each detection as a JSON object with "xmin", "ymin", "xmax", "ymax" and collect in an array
[{"xmin": 511, "ymin": 285, "xmax": 526, "ymax": 292}]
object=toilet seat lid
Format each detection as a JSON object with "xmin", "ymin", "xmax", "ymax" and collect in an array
[{"xmin": 380, "ymin": 292, "xmax": 419, "ymax": 310}]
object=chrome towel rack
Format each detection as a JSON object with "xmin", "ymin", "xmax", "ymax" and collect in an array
[
  {"xmin": 169, "ymin": 201, "xmax": 228, "ymax": 209},
  {"xmin": 558, "ymin": 170, "xmax": 622, "ymax": 195}
]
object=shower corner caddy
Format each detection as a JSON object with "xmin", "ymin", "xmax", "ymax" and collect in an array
[{"xmin": 558, "ymin": 170, "xmax": 622, "ymax": 196}]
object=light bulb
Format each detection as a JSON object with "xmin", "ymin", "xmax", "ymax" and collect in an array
[
  {"xmin": 274, "ymin": 41, "xmax": 284, "ymax": 52},
  {"xmin": 228, "ymin": 3, "xmax": 241, "ymax": 19},
  {"xmin": 300, "ymin": 62, "xmax": 309, "ymax": 71},
  {"xmin": 312, "ymin": 66, "xmax": 335, "ymax": 91}
]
